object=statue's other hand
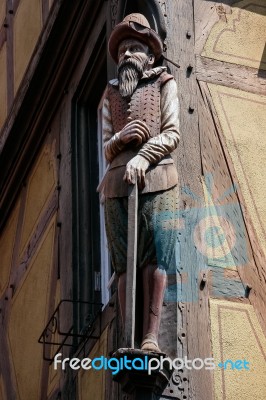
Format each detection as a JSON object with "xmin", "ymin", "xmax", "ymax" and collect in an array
[
  {"xmin": 123, "ymin": 155, "xmax": 150, "ymax": 190},
  {"xmin": 119, "ymin": 120, "xmax": 150, "ymax": 146}
]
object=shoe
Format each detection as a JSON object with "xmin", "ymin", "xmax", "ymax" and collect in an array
[{"xmin": 140, "ymin": 333, "xmax": 161, "ymax": 352}]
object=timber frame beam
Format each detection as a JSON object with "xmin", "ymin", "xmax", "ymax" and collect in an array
[{"xmin": 196, "ymin": 55, "xmax": 266, "ymax": 96}]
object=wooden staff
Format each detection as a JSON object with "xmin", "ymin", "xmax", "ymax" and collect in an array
[{"xmin": 125, "ymin": 179, "xmax": 138, "ymax": 349}]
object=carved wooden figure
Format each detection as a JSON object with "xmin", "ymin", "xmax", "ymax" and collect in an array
[{"xmin": 101, "ymin": 13, "xmax": 180, "ymax": 352}]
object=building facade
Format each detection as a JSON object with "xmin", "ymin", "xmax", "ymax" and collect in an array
[{"xmin": 0, "ymin": 0, "xmax": 265, "ymax": 399}]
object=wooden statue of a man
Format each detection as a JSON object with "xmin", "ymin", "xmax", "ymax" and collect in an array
[{"xmin": 102, "ymin": 13, "xmax": 180, "ymax": 352}]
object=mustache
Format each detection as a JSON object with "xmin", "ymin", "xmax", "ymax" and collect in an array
[
  {"xmin": 118, "ymin": 57, "xmax": 143, "ymax": 75},
  {"xmin": 118, "ymin": 52, "xmax": 149, "ymax": 71}
]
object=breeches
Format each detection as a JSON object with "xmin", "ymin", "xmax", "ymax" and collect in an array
[{"xmin": 104, "ymin": 186, "xmax": 179, "ymax": 275}]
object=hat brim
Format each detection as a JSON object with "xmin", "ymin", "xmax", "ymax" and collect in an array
[{"xmin": 108, "ymin": 21, "xmax": 163, "ymax": 64}]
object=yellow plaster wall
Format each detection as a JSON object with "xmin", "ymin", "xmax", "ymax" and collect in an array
[
  {"xmin": 8, "ymin": 218, "xmax": 56, "ymax": 400},
  {"xmin": 0, "ymin": 43, "xmax": 7, "ymax": 129},
  {"xmin": 47, "ymin": 280, "xmax": 61, "ymax": 397},
  {"xmin": 207, "ymin": 84, "xmax": 266, "ymax": 260},
  {"xmin": 13, "ymin": 0, "xmax": 42, "ymax": 93},
  {"xmin": 78, "ymin": 328, "xmax": 108, "ymax": 400},
  {"xmin": 0, "ymin": 200, "xmax": 20, "ymax": 298},
  {"xmin": 203, "ymin": 0, "xmax": 266, "ymax": 70},
  {"xmin": 210, "ymin": 299, "xmax": 266, "ymax": 400},
  {"xmin": 19, "ymin": 142, "xmax": 56, "ymax": 257}
]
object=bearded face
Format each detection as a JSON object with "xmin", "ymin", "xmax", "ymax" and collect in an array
[{"xmin": 117, "ymin": 49, "xmax": 150, "ymax": 98}]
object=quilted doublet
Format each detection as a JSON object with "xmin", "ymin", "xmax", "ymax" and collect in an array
[
  {"xmin": 104, "ymin": 71, "xmax": 178, "ymax": 198},
  {"xmin": 130, "ymin": 80, "xmax": 161, "ymax": 137},
  {"xmin": 107, "ymin": 87, "xmax": 129, "ymax": 133},
  {"xmin": 108, "ymin": 73, "xmax": 169, "ymax": 137}
]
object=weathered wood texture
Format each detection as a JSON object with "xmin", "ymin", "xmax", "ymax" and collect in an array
[
  {"xmin": 0, "ymin": 0, "xmax": 63, "ymax": 230},
  {"xmin": 196, "ymin": 56, "xmax": 266, "ymax": 96},
  {"xmin": 164, "ymin": 1, "xmax": 214, "ymax": 399},
  {"xmin": 0, "ymin": 324, "xmax": 17, "ymax": 400},
  {"xmin": 194, "ymin": 0, "xmax": 233, "ymax": 55},
  {"xmin": 57, "ymin": 101, "xmax": 73, "ymax": 334},
  {"xmin": 107, "ymin": 0, "xmax": 119, "ymax": 80},
  {"xmin": 0, "ymin": 0, "xmax": 106, "ymax": 232},
  {"xmin": 58, "ymin": 1, "xmax": 108, "ymax": 397},
  {"xmin": 0, "ymin": 131, "xmax": 59, "ymax": 400},
  {"xmin": 42, "ymin": 0, "xmax": 49, "ymax": 24},
  {"xmin": 6, "ymin": 0, "xmax": 14, "ymax": 111},
  {"xmin": 0, "ymin": 1, "xmax": 109, "ymax": 399},
  {"xmin": 194, "ymin": 0, "xmax": 266, "ymax": 337},
  {"xmin": 209, "ymin": 267, "xmax": 248, "ymax": 301},
  {"xmin": 198, "ymin": 81, "xmax": 266, "ymax": 333},
  {"xmin": 197, "ymin": 79, "xmax": 249, "ymax": 305}
]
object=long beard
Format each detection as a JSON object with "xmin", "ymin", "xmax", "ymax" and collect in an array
[{"xmin": 118, "ymin": 57, "xmax": 147, "ymax": 98}]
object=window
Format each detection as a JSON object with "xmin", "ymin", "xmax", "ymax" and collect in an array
[
  {"xmin": 72, "ymin": 29, "xmax": 112, "ymax": 337},
  {"xmin": 97, "ymin": 94, "xmax": 114, "ymax": 307}
]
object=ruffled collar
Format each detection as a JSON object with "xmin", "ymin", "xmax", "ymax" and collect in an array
[
  {"xmin": 110, "ymin": 66, "xmax": 167, "ymax": 87},
  {"xmin": 141, "ymin": 66, "xmax": 167, "ymax": 80}
]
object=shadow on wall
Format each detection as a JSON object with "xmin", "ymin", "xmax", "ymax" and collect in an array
[{"xmin": 258, "ymin": 42, "xmax": 266, "ymax": 78}]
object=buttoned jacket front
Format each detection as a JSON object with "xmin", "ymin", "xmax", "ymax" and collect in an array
[{"xmin": 102, "ymin": 67, "xmax": 180, "ymax": 198}]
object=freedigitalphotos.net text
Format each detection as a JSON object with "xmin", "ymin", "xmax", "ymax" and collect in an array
[{"xmin": 53, "ymin": 353, "xmax": 250, "ymax": 375}]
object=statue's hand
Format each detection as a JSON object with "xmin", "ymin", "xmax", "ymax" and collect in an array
[
  {"xmin": 123, "ymin": 155, "xmax": 150, "ymax": 189},
  {"xmin": 119, "ymin": 120, "xmax": 150, "ymax": 147}
]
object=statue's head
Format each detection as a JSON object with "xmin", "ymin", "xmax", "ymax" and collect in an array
[
  {"xmin": 109, "ymin": 13, "xmax": 163, "ymax": 64},
  {"xmin": 108, "ymin": 14, "xmax": 163, "ymax": 98}
]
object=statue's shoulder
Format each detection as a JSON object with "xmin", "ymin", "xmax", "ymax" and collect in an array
[
  {"xmin": 160, "ymin": 70, "xmax": 174, "ymax": 86},
  {"xmin": 107, "ymin": 79, "xmax": 119, "ymax": 97},
  {"xmin": 145, "ymin": 67, "xmax": 174, "ymax": 87},
  {"xmin": 108, "ymin": 78, "xmax": 118, "ymax": 86}
]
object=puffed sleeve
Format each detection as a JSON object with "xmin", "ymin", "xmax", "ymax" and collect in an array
[{"xmin": 102, "ymin": 94, "xmax": 123, "ymax": 163}]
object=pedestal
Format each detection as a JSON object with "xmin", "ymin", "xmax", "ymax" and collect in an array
[{"xmin": 112, "ymin": 348, "xmax": 172, "ymax": 399}]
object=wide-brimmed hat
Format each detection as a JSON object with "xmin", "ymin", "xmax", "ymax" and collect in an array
[{"xmin": 108, "ymin": 13, "xmax": 163, "ymax": 64}]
